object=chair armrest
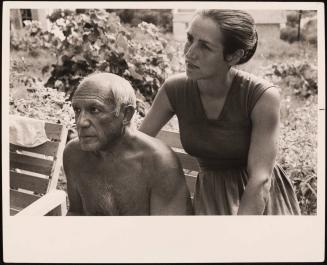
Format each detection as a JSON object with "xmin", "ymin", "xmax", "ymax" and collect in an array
[{"xmin": 16, "ymin": 190, "xmax": 67, "ymax": 216}]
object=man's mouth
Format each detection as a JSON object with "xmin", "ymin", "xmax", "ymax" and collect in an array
[{"xmin": 79, "ymin": 134, "xmax": 96, "ymax": 140}]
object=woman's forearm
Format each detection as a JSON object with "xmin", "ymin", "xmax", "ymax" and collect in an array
[{"xmin": 237, "ymin": 175, "xmax": 271, "ymax": 215}]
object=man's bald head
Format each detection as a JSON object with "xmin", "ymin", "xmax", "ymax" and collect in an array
[{"xmin": 74, "ymin": 73, "xmax": 136, "ymax": 116}]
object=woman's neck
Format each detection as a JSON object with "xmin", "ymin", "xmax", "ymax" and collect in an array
[{"xmin": 197, "ymin": 68, "xmax": 236, "ymax": 98}]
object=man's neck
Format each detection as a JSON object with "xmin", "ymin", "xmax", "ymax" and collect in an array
[{"xmin": 94, "ymin": 127, "xmax": 135, "ymax": 159}]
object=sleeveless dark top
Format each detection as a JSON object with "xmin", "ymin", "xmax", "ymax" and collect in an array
[{"xmin": 163, "ymin": 69, "xmax": 301, "ymax": 215}]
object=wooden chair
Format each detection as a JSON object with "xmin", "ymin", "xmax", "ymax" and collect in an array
[
  {"xmin": 10, "ymin": 121, "xmax": 68, "ymax": 216},
  {"xmin": 157, "ymin": 129, "xmax": 199, "ymax": 200}
]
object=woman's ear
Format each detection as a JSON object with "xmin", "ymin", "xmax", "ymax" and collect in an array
[
  {"xmin": 225, "ymin": 49, "xmax": 245, "ymax": 65},
  {"xmin": 122, "ymin": 105, "xmax": 135, "ymax": 126}
]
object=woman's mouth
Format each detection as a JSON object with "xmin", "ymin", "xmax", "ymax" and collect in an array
[{"xmin": 186, "ymin": 61, "xmax": 199, "ymax": 69}]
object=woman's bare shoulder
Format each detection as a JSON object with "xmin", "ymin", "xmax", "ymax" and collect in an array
[{"xmin": 164, "ymin": 72, "xmax": 188, "ymax": 86}]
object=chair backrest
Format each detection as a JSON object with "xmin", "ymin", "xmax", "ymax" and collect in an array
[
  {"xmin": 10, "ymin": 121, "xmax": 68, "ymax": 215},
  {"xmin": 156, "ymin": 129, "xmax": 199, "ymax": 199}
]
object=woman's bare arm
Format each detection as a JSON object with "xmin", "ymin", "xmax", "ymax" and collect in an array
[
  {"xmin": 139, "ymin": 85, "xmax": 175, "ymax": 137},
  {"xmin": 237, "ymin": 87, "xmax": 281, "ymax": 215}
]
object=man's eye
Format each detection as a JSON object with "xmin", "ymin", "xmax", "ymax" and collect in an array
[
  {"xmin": 90, "ymin": 107, "xmax": 100, "ymax": 114},
  {"xmin": 73, "ymin": 107, "xmax": 80, "ymax": 114}
]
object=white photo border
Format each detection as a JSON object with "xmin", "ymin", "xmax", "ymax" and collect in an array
[{"xmin": 2, "ymin": 1, "xmax": 325, "ymax": 263}]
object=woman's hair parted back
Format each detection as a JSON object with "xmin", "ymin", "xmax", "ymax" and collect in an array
[{"xmin": 197, "ymin": 9, "xmax": 258, "ymax": 65}]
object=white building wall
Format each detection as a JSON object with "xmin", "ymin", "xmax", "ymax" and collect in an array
[
  {"xmin": 32, "ymin": 9, "xmax": 52, "ymax": 31},
  {"xmin": 172, "ymin": 9, "xmax": 286, "ymax": 42},
  {"xmin": 10, "ymin": 9, "xmax": 53, "ymax": 31}
]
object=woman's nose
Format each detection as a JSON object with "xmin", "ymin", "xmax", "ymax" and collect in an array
[{"xmin": 184, "ymin": 42, "xmax": 197, "ymax": 59}]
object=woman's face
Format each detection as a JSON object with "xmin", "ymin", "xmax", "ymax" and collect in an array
[{"xmin": 184, "ymin": 15, "xmax": 229, "ymax": 80}]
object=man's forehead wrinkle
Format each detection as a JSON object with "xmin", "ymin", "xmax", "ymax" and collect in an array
[
  {"xmin": 72, "ymin": 94, "xmax": 108, "ymax": 103},
  {"xmin": 75, "ymin": 81, "xmax": 112, "ymax": 102}
]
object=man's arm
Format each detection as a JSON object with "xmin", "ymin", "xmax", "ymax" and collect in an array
[
  {"xmin": 63, "ymin": 140, "xmax": 84, "ymax": 216},
  {"xmin": 149, "ymin": 147, "xmax": 194, "ymax": 215}
]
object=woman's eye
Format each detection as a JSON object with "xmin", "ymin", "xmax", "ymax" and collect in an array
[
  {"xmin": 187, "ymin": 34, "xmax": 193, "ymax": 42},
  {"xmin": 200, "ymin": 43, "xmax": 211, "ymax": 50}
]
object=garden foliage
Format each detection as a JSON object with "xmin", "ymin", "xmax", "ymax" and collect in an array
[
  {"xmin": 262, "ymin": 63, "xmax": 318, "ymax": 214},
  {"xmin": 278, "ymin": 95, "xmax": 317, "ymax": 215},
  {"xmin": 280, "ymin": 10, "xmax": 317, "ymax": 44},
  {"xmin": 271, "ymin": 62, "xmax": 317, "ymax": 97},
  {"xmin": 10, "ymin": 20, "xmax": 54, "ymax": 56},
  {"xmin": 107, "ymin": 9, "xmax": 173, "ymax": 33},
  {"xmin": 10, "ymin": 57, "xmax": 75, "ymax": 127},
  {"xmin": 26, "ymin": 9, "xmax": 183, "ymax": 114}
]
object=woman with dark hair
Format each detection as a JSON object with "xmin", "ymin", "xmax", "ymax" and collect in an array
[{"xmin": 139, "ymin": 10, "xmax": 301, "ymax": 215}]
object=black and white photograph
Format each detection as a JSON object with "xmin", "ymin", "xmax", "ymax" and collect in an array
[{"xmin": 2, "ymin": 1, "xmax": 325, "ymax": 263}]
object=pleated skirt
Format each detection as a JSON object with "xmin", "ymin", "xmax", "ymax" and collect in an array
[{"xmin": 193, "ymin": 164, "xmax": 301, "ymax": 215}]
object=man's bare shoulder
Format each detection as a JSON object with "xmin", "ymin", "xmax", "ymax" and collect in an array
[
  {"xmin": 64, "ymin": 137, "xmax": 81, "ymax": 155},
  {"xmin": 63, "ymin": 138, "xmax": 85, "ymax": 167},
  {"xmin": 134, "ymin": 131, "xmax": 180, "ymax": 168}
]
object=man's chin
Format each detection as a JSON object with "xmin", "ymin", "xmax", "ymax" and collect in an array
[{"xmin": 79, "ymin": 141, "xmax": 100, "ymax": 152}]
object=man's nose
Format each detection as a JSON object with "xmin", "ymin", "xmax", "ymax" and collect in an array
[{"xmin": 77, "ymin": 111, "xmax": 90, "ymax": 128}]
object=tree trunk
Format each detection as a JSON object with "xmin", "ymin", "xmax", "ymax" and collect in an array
[{"xmin": 298, "ymin": 10, "xmax": 302, "ymax": 41}]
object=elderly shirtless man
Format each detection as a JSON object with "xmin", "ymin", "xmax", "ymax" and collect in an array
[{"xmin": 63, "ymin": 73, "xmax": 193, "ymax": 215}]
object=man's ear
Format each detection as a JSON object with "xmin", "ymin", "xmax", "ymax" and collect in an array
[
  {"xmin": 122, "ymin": 105, "xmax": 135, "ymax": 126},
  {"xmin": 225, "ymin": 49, "xmax": 245, "ymax": 66}
]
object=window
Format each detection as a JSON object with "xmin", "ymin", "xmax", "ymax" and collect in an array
[{"xmin": 20, "ymin": 9, "xmax": 32, "ymax": 26}]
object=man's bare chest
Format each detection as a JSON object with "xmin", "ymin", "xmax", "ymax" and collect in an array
[{"xmin": 75, "ymin": 159, "xmax": 150, "ymax": 215}]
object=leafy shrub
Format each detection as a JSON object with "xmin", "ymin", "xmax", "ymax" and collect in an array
[
  {"xmin": 271, "ymin": 62, "xmax": 317, "ymax": 98},
  {"xmin": 301, "ymin": 18, "xmax": 317, "ymax": 45},
  {"xmin": 10, "ymin": 20, "xmax": 54, "ymax": 56},
  {"xmin": 42, "ymin": 9, "xmax": 180, "ymax": 114},
  {"xmin": 9, "ymin": 53, "xmax": 72, "ymax": 123},
  {"xmin": 286, "ymin": 11, "xmax": 301, "ymax": 27},
  {"xmin": 280, "ymin": 26, "xmax": 303, "ymax": 43},
  {"xmin": 281, "ymin": 10, "xmax": 317, "ymax": 44},
  {"xmin": 47, "ymin": 9, "xmax": 75, "ymax": 22},
  {"xmin": 107, "ymin": 9, "xmax": 173, "ymax": 33},
  {"xmin": 10, "ymin": 52, "xmax": 147, "ymax": 133}
]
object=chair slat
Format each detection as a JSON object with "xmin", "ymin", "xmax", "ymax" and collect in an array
[
  {"xmin": 176, "ymin": 152, "xmax": 200, "ymax": 172},
  {"xmin": 9, "ymin": 118, "xmax": 68, "ymax": 216},
  {"xmin": 10, "ymin": 141, "xmax": 59, "ymax": 157},
  {"xmin": 157, "ymin": 130, "xmax": 183, "ymax": 149},
  {"xmin": 46, "ymin": 205, "xmax": 63, "ymax": 216},
  {"xmin": 185, "ymin": 173, "xmax": 197, "ymax": 195},
  {"xmin": 157, "ymin": 130, "xmax": 199, "ymax": 201},
  {"xmin": 16, "ymin": 190, "xmax": 67, "ymax": 216},
  {"xmin": 10, "ymin": 152, "xmax": 53, "ymax": 175},
  {"xmin": 10, "ymin": 208, "xmax": 19, "ymax": 215},
  {"xmin": 46, "ymin": 125, "xmax": 68, "ymax": 192},
  {"xmin": 10, "ymin": 189, "xmax": 41, "ymax": 212},
  {"xmin": 10, "ymin": 171, "xmax": 49, "ymax": 194},
  {"xmin": 45, "ymin": 123, "xmax": 63, "ymax": 141}
]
